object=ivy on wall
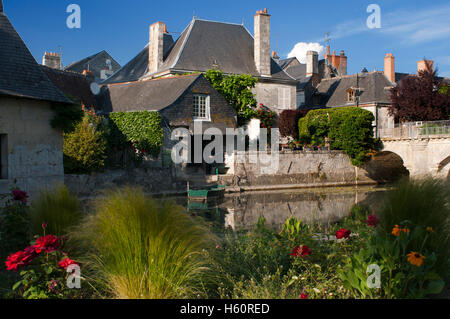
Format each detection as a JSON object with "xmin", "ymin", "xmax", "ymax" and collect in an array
[{"xmin": 108, "ymin": 111, "xmax": 164, "ymax": 158}]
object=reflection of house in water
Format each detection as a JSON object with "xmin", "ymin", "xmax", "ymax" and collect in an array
[{"xmin": 220, "ymin": 188, "xmax": 387, "ymax": 230}]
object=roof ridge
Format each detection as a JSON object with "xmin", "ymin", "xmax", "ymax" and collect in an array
[
  {"xmin": 107, "ymin": 73, "xmax": 201, "ymax": 87},
  {"xmin": 193, "ymin": 18, "xmax": 246, "ymax": 27}
]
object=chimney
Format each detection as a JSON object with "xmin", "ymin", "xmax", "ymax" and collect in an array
[
  {"xmin": 384, "ymin": 53, "xmax": 395, "ymax": 83},
  {"xmin": 272, "ymin": 51, "xmax": 280, "ymax": 64},
  {"xmin": 306, "ymin": 51, "xmax": 319, "ymax": 86},
  {"xmin": 417, "ymin": 59, "xmax": 434, "ymax": 74},
  {"xmin": 0, "ymin": 0, "xmax": 3, "ymax": 13},
  {"xmin": 339, "ymin": 50, "xmax": 347, "ymax": 75},
  {"xmin": 42, "ymin": 52, "xmax": 62, "ymax": 70},
  {"xmin": 254, "ymin": 9, "xmax": 271, "ymax": 77},
  {"xmin": 149, "ymin": 21, "xmax": 166, "ymax": 74}
]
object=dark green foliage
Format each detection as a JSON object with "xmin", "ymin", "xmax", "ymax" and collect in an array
[
  {"xmin": 205, "ymin": 69, "xmax": 258, "ymax": 126},
  {"xmin": 50, "ymin": 104, "xmax": 84, "ymax": 133},
  {"xmin": 108, "ymin": 111, "xmax": 164, "ymax": 158},
  {"xmin": 0, "ymin": 201, "xmax": 30, "ymax": 259},
  {"xmin": 378, "ymin": 178, "xmax": 450, "ymax": 280},
  {"xmin": 298, "ymin": 107, "xmax": 378, "ymax": 166}
]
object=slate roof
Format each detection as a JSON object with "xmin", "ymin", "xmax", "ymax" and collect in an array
[
  {"xmin": 104, "ymin": 19, "xmax": 296, "ymax": 84},
  {"xmin": 99, "ymin": 74, "xmax": 202, "ymax": 113},
  {"xmin": 41, "ymin": 66, "xmax": 98, "ymax": 107},
  {"xmin": 0, "ymin": 11, "xmax": 72, "ymax": 104},
  {"xmin": 315, "ymin": 71, "xmax": 394, "ymax": 107},
  {"xmin": 65, "ymin": 50, "xmax": 121, "ymax": 80}
]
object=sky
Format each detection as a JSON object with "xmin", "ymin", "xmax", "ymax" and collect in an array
[{"xmin": 3, "ymin": 0, "xmax": 450, "ymax": 77}]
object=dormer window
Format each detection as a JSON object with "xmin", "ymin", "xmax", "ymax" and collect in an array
[
  {"xmin": 346, "ymin": 88, "xmax": 356, "ymax": 102},
  {"xmin": 193, "ymin": 94, "xmax": 210, "ymax": 121}
]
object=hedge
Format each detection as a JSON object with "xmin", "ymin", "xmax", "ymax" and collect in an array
[
  {"xmin": 298, "ymin": 107, "xmax": 378, "ymax": 166},
  {"xmin": 108, "ymin": 111, "xmax": 164, "ymax": 158}
]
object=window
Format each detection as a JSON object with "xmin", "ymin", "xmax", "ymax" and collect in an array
[
  {"xmin": 0, "ymin": 134, "xmax": 8, "ymax": 179},
  {"xmin": 278, "ymin": 88, "xmax": 291, "ymax": 109},
  {"xmin": 346, "ymin": 89, "xmax": 356, "ymax": 102},
  {"xmin": 296, "ymin": 91, "xmax": 305, "ymax": 108},
  {"xmin": 193, "ymin": 95, "xmax": 210, "ymax": 120}
]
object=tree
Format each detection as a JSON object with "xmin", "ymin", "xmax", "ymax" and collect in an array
[
  {"xmin": 389, "ymin": 64, "xmax": 450, "ymax": 122},
  {"xmin": 205, "ymin": 69, "xmax": 258, "ymax": 125},
  {"xmin": 278, "ymin": 109, "xmax": 310, "ymax": 139},
  {"xmin": 63, "ymin": 113, "xmax": 107, "ymax": 174}
]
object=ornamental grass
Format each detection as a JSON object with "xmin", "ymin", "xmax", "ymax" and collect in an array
[
  {"xmin": 30, "ymin": 184, "xmax": 82, "ymax": 237},
  {"xmin": 72, "ymin": 187, "xmax": 215, "ymax": 299}
]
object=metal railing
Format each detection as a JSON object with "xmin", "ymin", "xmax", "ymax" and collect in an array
[{"xmin": 379, "ymin": 120, "xmax": 450, "ymax": 139}]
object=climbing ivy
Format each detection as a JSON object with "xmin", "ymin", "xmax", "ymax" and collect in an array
[{"xmin": 108, "ymin": 111, "xmax": 164, "ymax": 158}]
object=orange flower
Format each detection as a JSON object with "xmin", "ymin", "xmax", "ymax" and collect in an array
[
  {"xmin": 407, "ymin": 252, "xmax": 425, "ymax": 267},
  {"xmin": 392, "ymin": 225, "xmax": 401, "ymax": 237},
  {"xmin": 392, "ymin": 225, "xmax": 410, "ymax": 237},
  {"xmin": 426, "ymin": 227, "xmax": 434, "ymax": 233}
]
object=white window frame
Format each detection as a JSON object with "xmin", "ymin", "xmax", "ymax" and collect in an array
[
  {"xmin": 193, "ymin": 94, "xmax": 211, "ymax": 121},
  {"xmin": 278, "ymin": 87, "xmax": 291, "ymax": 109}
]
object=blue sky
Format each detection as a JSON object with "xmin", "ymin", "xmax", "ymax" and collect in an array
[{"xmin": 3, "ymin": 0, "xmax": 450, "ymax": 77}]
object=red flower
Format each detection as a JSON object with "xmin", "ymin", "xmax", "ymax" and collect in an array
[
  {"xmin": 42, "ymin": 222, "xmax": 48, "ymax": 230},
  {"xmin": 58, "ymin": 258, "xmax": 79, "ymax": 270},
  {"xmin": 12, "ymin": 189, "xmax": 29, "ymax": 203},
  {"xmin": 366, "ymin": 215, "xmax": 379, "ymax": 227},
  {"xmin": 336, "ymin": 229, "xmax": 351, "ymax": 239},
  {"xmin": 34, "ymin": 235, "xmax": 60, "ymax": 254},
  {"xmin": 292, "ymin": 245, "xmax": 312, "ymax": 258},
  {"xmin": 5, "ymin": 246, "xmax": 37, "ymax": 271},
  {"xmin": 300, "ymin": 293, "xmax": 308, "ymax": 299}
]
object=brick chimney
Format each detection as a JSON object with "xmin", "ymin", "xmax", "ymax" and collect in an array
[
  {"xmin": 339, "ymin": 50, "xmax": 347, "ymax": 75},
  {"xmin": 149, "ymin": 21, "xmax": 167, "ymax": 74},
  {"xmin": 417, "ymin": 59, "xmax": 434, "ymax": 74},
  {"xmin": 384, "ymin": 53, "xmax": 395, "ymax": 83},
  {"xmin": 306, "ymin": 51, "xmax": 319, "ymax": 86},
  {"xmin": 42, "ymin": 52, "xmax": 62, "ymax": 70},
  {"xmin": 254, "ymin": 9, "xmax": 271, "ymax": 77}
]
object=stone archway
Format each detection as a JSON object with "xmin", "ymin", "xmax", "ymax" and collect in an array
[
  {"xmin": 363, "ymin": 151, "xmax": 410, "ymax": 183},
  {"xmin": 437, "ymin": 156, "xmax": 450, "ymax": 180}
]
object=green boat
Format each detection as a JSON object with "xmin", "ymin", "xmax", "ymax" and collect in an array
[{"xmin": 188, "ymin": 184, "xmax": 226, "ymax": 202}]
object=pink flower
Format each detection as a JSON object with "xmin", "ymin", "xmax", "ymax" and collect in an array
[{"xmin": 300, "ymin": 293, "xmax": 308, "ymax": 299}]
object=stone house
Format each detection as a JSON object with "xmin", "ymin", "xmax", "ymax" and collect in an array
[
  {"xmin": 0, "ymin": 2, "xmax": 73, "ymax": 195},
  {"xmin": 103, "ymin": 8, "xmax": 298, "ymax": 115},
  {"xmin": 99, "ymin": 73, "xmax": 237, "ymax": 170}
]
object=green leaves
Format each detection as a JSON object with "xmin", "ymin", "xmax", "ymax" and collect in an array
[
  {"xmin": 108, "ymin": 111, "xmax": 163, "ymax": 158},
  {"xmin": 298, "ymin": 107, "xmax": 377, "ymax": 166},
  {"xmin": 205, "ymin": 69, "xmax": 258, "ymax": 125},
  {"xmin": 50, "ymin": 104, "xmax": 84, "ymax": 133}
]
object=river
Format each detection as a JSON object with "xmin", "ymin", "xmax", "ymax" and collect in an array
[{"xmin": 171, "ymin": 185, "xmax": 390, "ymax": 231}]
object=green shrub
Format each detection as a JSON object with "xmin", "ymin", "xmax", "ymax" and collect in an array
[
  {"xmin": 298, "ymin": 107, "xmax": 377, "ymax": 166},
  {"xmin": 108, "ymin": 111, "xmax": 164, "ymax": 158},
  {"xmin": 63, "ymin": 113, "xmax": 107, "ymax": 174},
  {"xmin": 73, "ymin": 187, "xmax": 214, "ymax": 299},
  {"xmin": 30, "ymin": 184, "xmax": 81, "ymax": 237}
]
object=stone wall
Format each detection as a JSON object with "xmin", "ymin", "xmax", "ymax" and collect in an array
[
  {"xmin": 220, "ymin": 150, "xmax": 377, "ymax": 190},
  {"xmin": 0, "ymin": 97, "xmax": 64, "ymax": 197},
  {"xmin": 65, "ymin": 167, "xmax": 186, "ymax": 198}
]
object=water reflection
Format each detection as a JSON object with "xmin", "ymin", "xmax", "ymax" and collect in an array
[{"xmin": 177, "ymin": 186, "xmax": 389, "ymax": 231}]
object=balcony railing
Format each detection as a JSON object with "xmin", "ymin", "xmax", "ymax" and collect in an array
[{"xmin": 379, "ymin": 120, "xmax": 450, "ymax": 139}]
